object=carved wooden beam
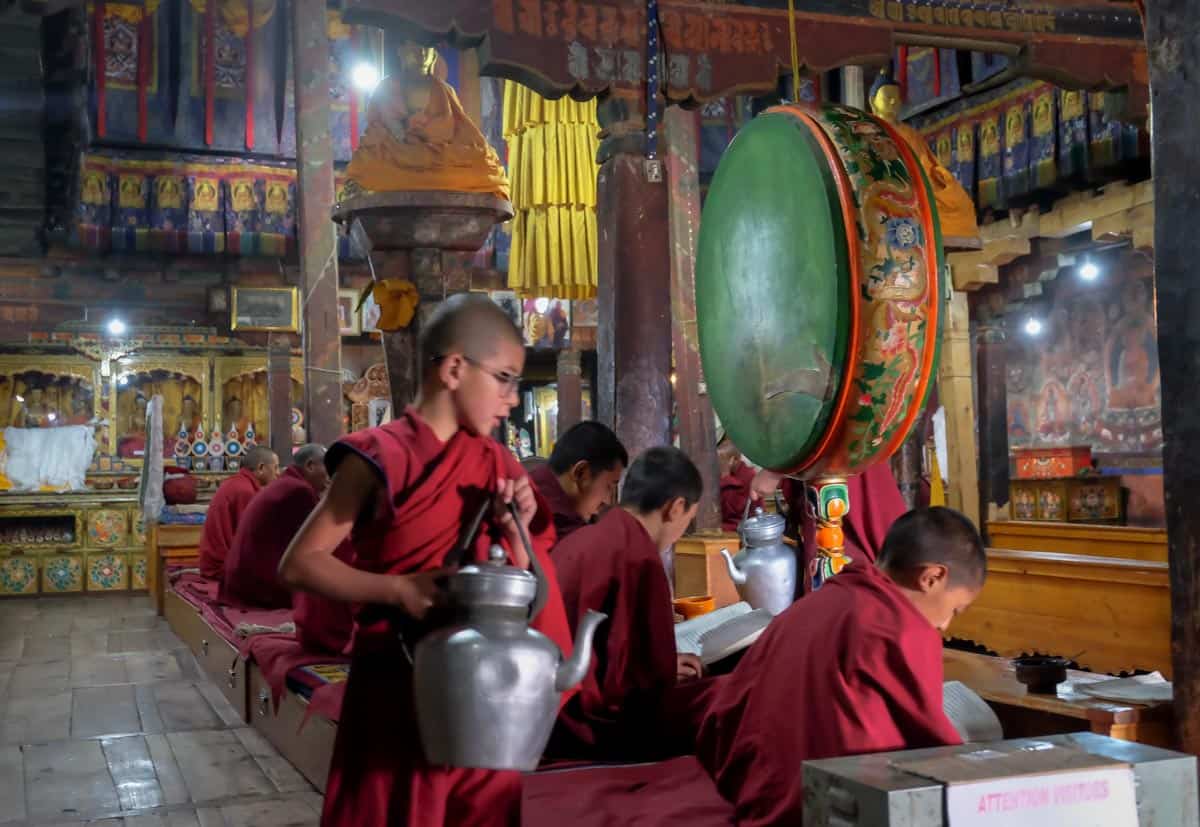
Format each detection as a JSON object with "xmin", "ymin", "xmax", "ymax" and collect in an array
[{"xmin": 339, "ymin": 0, "xmax": 1145, "ymax": 104}]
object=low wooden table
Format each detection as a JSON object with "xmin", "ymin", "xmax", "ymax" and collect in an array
[
  {"xmin": 148, "ymin": 522, "xmax": 203, "ymax": 615},
  {"xmin": 943, "ymin": 649, "xmax": 1173, "ymax": 748}
]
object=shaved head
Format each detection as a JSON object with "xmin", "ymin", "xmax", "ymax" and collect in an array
[
  {"xmin": 244, "ymin": 446, "xmax": 277, "ymax": 471},
  {"xmin": 419, "ymin": 294, "xmax": 523, "ymax": 380},
  {"xmin": 293, "ymin": 443, "xmax": 326, "ymax": 467}
]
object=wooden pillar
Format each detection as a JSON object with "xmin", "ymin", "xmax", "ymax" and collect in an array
[
  {"xmin": 976, "ymin": 332, "xmax": 1010, "ymax": 530},
  {"xmin": 291, "ymin": 0, "xmax": 343, "ymax": 447},
  {"xmin": 664, "ymin": 105, "xmax": 720, "ymax": 532},
  {"xmin": 556, "ymin": 349, "xmax": 583, "ymax": 437},
  {"xmin": 892, "ymin": 428, "xmax": 924, "ymax": 510},
  {"xmin": 595, "ymin": 92, "xmax": 673, "ymax": 461},
  {"xmin": 267, "ymin": 334, "xmax": 293, "ymax": 462},
  {"xmin": 1145, "ymin": 0, "xmax": 1200, "ymax": 756},
  {"xmin": 937, "ymin": 290, "xmax": 980, "ymax": 528}
]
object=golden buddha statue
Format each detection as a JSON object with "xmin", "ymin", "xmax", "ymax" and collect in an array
[
  {"xmin": 345, "ymin": 41, "xmax": 509, "ymax": 200},
  {"xmin": 869, "ymin": 68, "xmax": 979, "ymax": 243}
]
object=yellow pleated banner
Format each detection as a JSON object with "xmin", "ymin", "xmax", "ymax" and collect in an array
[{"xmin": 503, "ymin": 82, "xmax": 599, "ymax": 300}]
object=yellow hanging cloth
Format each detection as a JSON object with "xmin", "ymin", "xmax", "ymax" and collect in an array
[
  {"xmin": 502, "ymin": 82, "xmax": 599, "ymax": 300},
  {"xmin": 927, "ymin": 442, "xmax": 946, "ymax": 507}
]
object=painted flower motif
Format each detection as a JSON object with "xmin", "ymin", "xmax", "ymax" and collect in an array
[
  {"xmin": 885, "ymin": 217, "xmax": 922, "ymax": 250},
  {"xmin": 857, "ymin": 393, "xmax": 872, "ymax": 407},
  {"xmin": 46, "ymin": 558, "xmax": 79, "ymax": 591},
  {"xmin": 880, "ymin": 323, "xmax": 907, "ymax": 355},
  {"xmin": 869, "ymin": 135, "xmax": 900, "ymax": 161},
  {"xmin": 90, "ymin": 555, "xmax": 124, "ymax": 589},
  {"xmin": 852, "ymin": 121, "xmax": 879, "ymax": 136}
]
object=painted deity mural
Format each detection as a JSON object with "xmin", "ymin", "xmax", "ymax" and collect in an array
[{"xmin": 1005, "ymin": 256, "xmax": 1161, "ymax": 457}]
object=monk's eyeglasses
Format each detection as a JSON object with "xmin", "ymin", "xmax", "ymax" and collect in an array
[{"xmin": 431, "ymin": 354, "xmax": 523, "ymax": 393}]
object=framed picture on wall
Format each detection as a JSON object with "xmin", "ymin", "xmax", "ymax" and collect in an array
[
  {"xmin": 338, "ymin": 288, "xmax": 361, "ymax": 336},
  {"xmin": 230, "ymin": 287, "xmax": 300, "ymax": 332},
  {"xmin": 361, "ymin": 290, "xmax": 381, "ymax": 334},
  {"xmin": 523, "ymin": 298, "xmax": 571, "ymax": 349},
  {"xmin": 489, "ymin": 290, "xmax": 522, "ymax": 328}
]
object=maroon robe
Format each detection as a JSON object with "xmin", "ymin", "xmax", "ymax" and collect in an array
[
  {"xmin": 546, "ymin": 507, "xmax": 679, "ymax": 761},
  {"xmin": 219, "ymin": 465, "xmax": 316, "ymax": 609},
  {"xmin": 293, "ymin": 539, "xmax": 356, "ymax": 656},
  {"xmin": 783, "ymin": 462, "xmax": 907, "ymax": 593},
  {"xmin": 719, "ymin": 461, "xmax": 756, "ymax": 532},
  {"xmin": 694, "ymin": 562, "xmax": 961, "ymax": 826},
  {"xmin": 528, "ymin": 463, "xmax": 586, "ymax": 541},
  {"xmin": 320, "ymin": 408, "xmax": 573, "ymax": 827},
  {"xmin": 198, "ymin": 468, "xmax": 262, "ymax": 580}
]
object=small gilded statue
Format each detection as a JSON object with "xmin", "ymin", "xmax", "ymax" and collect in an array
[
  {"xmin": 869, "ymin": 68, "xmax": 979, "ymax": 243},
  {"xmin": 345, "ymin": 40, "xmax": 509, "ymax": 199}
]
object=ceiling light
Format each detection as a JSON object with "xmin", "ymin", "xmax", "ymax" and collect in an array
[
  {"xmin": 1024, "ymin": 317, "xmax": 1043, "ymax": 337},
  {"xmin": 1079, "ymin": 260, "xmax": 1100, "ymax": 281},
  {"xmin": 107, "ymin": 318, "xmax": 127, "ymax": 336},
  {"xmin": 351, "ymin": 62, "xmax": 380, "ymax": 93}
]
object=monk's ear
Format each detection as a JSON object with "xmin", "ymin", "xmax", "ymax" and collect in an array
[
  {"xmin": 569, "ymin": 460, "xmax": 592, "ymax": 486},
  {"xmin": 438, "ymin": 354, "xmax": 467, "ymax": 389},
  {"xmin": 664, "ymin": 496, "xmax": 688, "ymax": 525},
  {"xmin": 916, "ymin": 563, "xmax": 949, "ymax": 593}
]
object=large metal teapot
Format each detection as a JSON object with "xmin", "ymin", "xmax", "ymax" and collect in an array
[
  {"xmin": 720, "ymin": 499, "xmax": 797, "ymax": 616},
  {"xmin": 413, "ymin": 504, "xmax": 606, "ymax": 771}
]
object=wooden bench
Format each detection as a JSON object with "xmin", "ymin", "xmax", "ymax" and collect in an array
[
  {"xmin": 948, "ymin": 546, "xmax": 1171, "ymax": 677},
  {"xmin": 943, "ymin": 649, "xmax": 1172, "ymax": 748},
  {"xmin": 163, "ymin": 588, "xmax": 250, "ymax": 722},
  {"xmin": 248, "ymin": 662, "xmax": 337, "ymax": 792},
  {"xmin": 149, "ymin": 523, "xmax": 203, "ymax": 615}
]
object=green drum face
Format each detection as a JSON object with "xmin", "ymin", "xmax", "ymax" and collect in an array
[{"xmin": 696, "ymin": 104, "xmax": 945, "ymax": 477}]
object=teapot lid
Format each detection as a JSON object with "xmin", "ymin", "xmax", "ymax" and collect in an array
[
  {"xmin": 740, "ymin": 507, "xmax": 786, "ymax": 543},
  {"xmin": 448, "ymin": 545, "xmax": 537, "ymax": 610}
]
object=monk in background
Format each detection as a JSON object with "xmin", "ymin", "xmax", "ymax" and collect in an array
[
  {"xmin": 695, "ymin": 507, "xmax": 985, "ymax": 826},
  {"xmin": 546, "ymin": 446, "xmax": 705, "ymax": 762},
  {"xmin": 528, "ymin": 421, "xmax": 627, "ymax": 543},
  {"xmin": 219, "ymin": 444, "xmax": 329, "ymax": 610},
  {"xmin": 753, "ymin": 463, "xmax": 907, "ymax": 594},
  {"xmin": 717, "ymin": 435, "xmax": 755, "ymax": 532},
  {"xmin": 279, "ymin": 294, "xmax": 572, "ymax": 827},
  {"xmin": 198, "ymin": 446, "xmax": 278, "ymax": 580}
]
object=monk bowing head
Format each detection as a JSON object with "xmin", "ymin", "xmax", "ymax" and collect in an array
[
  {"xmin": 420, "ymin": 293, "xmax": 525, "ymax": 438},
  {"xmin": 549, "ymin": 422, "xmax": 628, "ymax": 522},
  {"xmin": 875, "ymin": 507, "xmax": 986, "ymax": 633},
  {"xmin": 244, "ymin": 445, "xmax": 280, "ymax": 487},
  {"xmin": 293, "ymin": 443, "xmax": 329, "ymax": 493},
  {"xmin": 619, "ymin": 446, "xmax": 703, "ymax": 551}
]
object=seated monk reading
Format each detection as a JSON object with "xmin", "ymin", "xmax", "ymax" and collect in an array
[
  {"xmin": 546, "ymin": 446, "xmax": 705, "ymax": 762},
  {"xmin": 219, "ymin": 444, "xmax": 329, "ymax": 610},
  {"xmin": 278, "ymin": 294, "xmax": 572, "ymax": 827},
  {"xmin": 718, "ymin": 434, "xmax": 756, "ymax": 532},
  {"xmin": 869, "ymin": 66, "xmax": 979, "ymax": 242},
  {"xmin": 198, "ymin": 446, "xmax": 279, "ymax": 580},
  {"xmin": 754, "ymin": 462, "xmax": 908, "ymax": 594},
  {"xmin": 529, "ymin": 421, "xmax": 627, "ymax": 543},
  {"xmin": 344, "ymin": 40, "xmax": 509, "ymax": 199},
  {"xmin": 695, "ymin": 507, "xmax": 985, "ymax": 826}
]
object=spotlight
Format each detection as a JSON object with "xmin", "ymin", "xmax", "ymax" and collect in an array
[
  {"xmin": 1024, "ymin": 317, "xmax": 1043, "ymax": 337},
  {"xmin": 107, "ymin": 318, "xmax": 127, "ymax": 336},
  {"xmin": 351, "ymin": 62, "xmax": 380, "ymax": 93},
  {"xmin": 118, "ymin": 375, "xmax": 129, "ymax": 387},
  {"xmin": 1079, "ymin": 260, "xmax": 1100, "ymax": 281},
  {"xmin": 47, "ymin": 412, "xmax": 57, "ymax": 422}
]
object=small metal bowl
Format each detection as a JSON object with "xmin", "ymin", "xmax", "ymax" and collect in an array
[{"xmin": 1013, "ymin": 656, "xmax": 1069, "ymax": 694}]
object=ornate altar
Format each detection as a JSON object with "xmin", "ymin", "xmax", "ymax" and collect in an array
[
  {"xmin": 0, "ymin": 491, "xmax": 149, "ymax": 595},
  {"xmin": 215, "ymin": 355, "xmax": 305, "ymax": 457}
]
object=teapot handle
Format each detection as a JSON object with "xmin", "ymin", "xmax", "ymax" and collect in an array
[{"xmin": 509, "ymin": 502, "xmax": 548, "ymax": 622}]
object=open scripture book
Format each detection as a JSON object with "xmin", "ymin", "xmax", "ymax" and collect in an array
[{"xmin": 674, "ymin": 602, "xmax": 774, "ymax": 667}]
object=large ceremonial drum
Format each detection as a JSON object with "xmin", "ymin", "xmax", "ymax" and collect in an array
[{"xmin": 696, "ymin": 104, "xmax": 945, "ymax": 478}]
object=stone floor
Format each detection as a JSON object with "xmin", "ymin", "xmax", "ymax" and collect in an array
[{"xmin": 0, "ymin": 595, "xmax": 323, "ymax": 826}]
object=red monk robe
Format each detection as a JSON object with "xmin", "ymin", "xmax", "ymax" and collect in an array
[
  {"xmin": 198, "ymin": 468, "xmax": 263, "ymax": 580},
  {"xmin": 783, "ymin": 462, "xmax": 907, "ymax": 591},
  {"xmin": 321, "ymin": 408, "xmax": 573, "ymax": 827},
  {"xmin": 220, "ymin": 465, "xmax": 317, "ymax": 609},
  {"xmin": 719, "ymin": 460, "xmax": 756, "ymax": 532},
  {"xmin": 293, "ymin": 538, "xmax": 356, "ymax": 655},
  {"xmin": 545, "ymin": 506, "xmax": 680, "ymax": 761},
  {"xmin": 528, "ymin": 462, "xmax": 587, "ymax": 541},
  {"xmin": 694, "ymin": 561, "xmax": 961, "ymax": 826}
]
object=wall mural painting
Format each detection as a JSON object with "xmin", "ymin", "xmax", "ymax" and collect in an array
[{"xmin": 1005, "ymin": 263, "xmax": 1161, "ymax": 458}]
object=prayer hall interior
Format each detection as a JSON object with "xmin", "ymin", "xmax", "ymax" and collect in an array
[{"xmin": 2, "ymin": 0, "xmax": 1199, "ymax": 824}]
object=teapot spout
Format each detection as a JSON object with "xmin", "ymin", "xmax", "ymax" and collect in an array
[
  {"xmin": 720, "ymin": 547, "xmax": 748, "ymax": 585},
  {"xmin": 555, "ymin": 609, "xmax": 607, "ymax": 692}
]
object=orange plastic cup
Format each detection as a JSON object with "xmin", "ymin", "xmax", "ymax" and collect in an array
[{"xmin": 673, "ymin": 595, "xmax": 716, "ymax": 619}]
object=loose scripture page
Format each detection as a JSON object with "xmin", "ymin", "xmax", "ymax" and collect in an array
[{"xmin": 674, "ymin": 602, "xmax": 752, "ymax": 655}]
